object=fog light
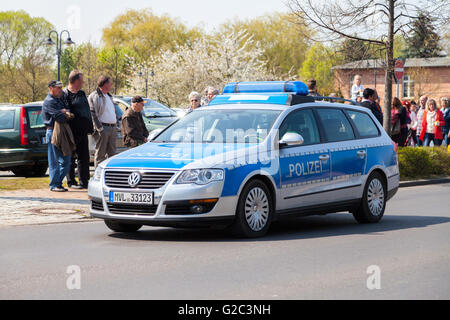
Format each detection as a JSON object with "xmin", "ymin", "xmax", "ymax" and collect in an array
[{"xmin": 191, "ymin": 205, "xmax": 204, "ymax": 214}]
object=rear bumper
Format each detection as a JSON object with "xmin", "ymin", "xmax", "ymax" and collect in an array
[{"xmin": 0, "ymin": 149, "xmax": 47, "ymax": 169}]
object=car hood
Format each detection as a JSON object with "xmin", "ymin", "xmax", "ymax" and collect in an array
[{"xmin": 105, "ymin": 142, "xmax": 259, "ymax": 170}]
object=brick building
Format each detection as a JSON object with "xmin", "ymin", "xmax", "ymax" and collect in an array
[{"xmin": 332, "ymin": 57, "xmax": 450, "ymax": 105}]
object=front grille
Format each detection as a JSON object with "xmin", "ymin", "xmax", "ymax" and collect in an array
[
  {"xmin": 107, "ymin": 203, "xmax": 158, "ymax": 216},
  {"xmin": 91, "ymin": 200, "xmax": 104, "ymax": 211},
  {"xmin": 105, "ymin": 170, "xmax": 175, "ymax": 189}
]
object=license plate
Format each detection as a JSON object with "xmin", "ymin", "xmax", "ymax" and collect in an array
[{"xmin": 110, "ymin": 192, "xmax": 153, "ymax": 205}]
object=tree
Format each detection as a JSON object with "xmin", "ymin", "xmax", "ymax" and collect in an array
[
  {"xmin": 287, "ymin": 0, "xmax": 449, "ymax": 132},
  {"xmin": 402, "ymin": 11, "xmax": 443, "ymax": 58},
  {"xmin": 102, "ymin": 9, "xmax": 201, "ymax": 66},
  {"xmin": 0, "ymin": 11, "xmax": 54, "ymax": 103},
  {"xmin": 60, "ymin": 43, "xmax": 102, "ymax": 93},
  {"xmin": 97, "ymin": 47, "xmax": 133, "ymax": 94},
  {"xmin": 132, "ymin": 32, "xmax": 274, "ymax": 107},
  {"xmin": 300, "ymin": 43, "xmax": 343, "ymax": 95},
  {"xmin": 218, "ymin": 13, "xmax": 311, "ymax": 78}
]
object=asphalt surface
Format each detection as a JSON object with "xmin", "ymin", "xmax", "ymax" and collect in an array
[{"xmin": 0, "ymin": 184, "xmax": 449, "ymax": 300}]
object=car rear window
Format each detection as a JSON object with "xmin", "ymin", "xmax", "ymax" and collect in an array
[
  {"xmin": 0, "ymin": 109, "xmax": 15, "ymax": 130},
  {"xmin": 27, "ymin": 107, "xmax": 44, "ymax": 128}
]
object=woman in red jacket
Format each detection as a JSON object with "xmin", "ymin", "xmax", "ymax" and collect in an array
[{"xmin": 419, "ymin": 99, "xmax": 445, "ymax": 147}]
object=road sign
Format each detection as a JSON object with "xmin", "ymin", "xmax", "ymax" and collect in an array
[{"xmin": 394, "ymin": 59, "xmax": 405, "ymax": 82}]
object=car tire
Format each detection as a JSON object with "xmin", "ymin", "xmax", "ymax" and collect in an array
[
  {"xmin": 104, "ymin": 220, "xmax": 143, "ymax": 233},
  {"xmin": 352, "ymin": 172, "xmax": 387, "ymax": 224},
  {"xmin": 30, "ymin": 165, "xmax": 48, "ymax": 177},
  {"xmin": 231, "ymin": 179, "xmax": 274, "ymax": 238},
  {"xmin": 12, "ymin": 165, "xmax": 47, "ymax": 177}
]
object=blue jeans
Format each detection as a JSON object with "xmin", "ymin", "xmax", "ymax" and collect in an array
[
  {"xmin": 46, "ymin": 129, "xmax": 71, "ymax": 190},
  {"xmin": 423, "ymin": 133, "xmax": 442, "ymax": 147},
  {"xmin": 443, "ymin": 131, "xmax": 449, "ymax": 146}
]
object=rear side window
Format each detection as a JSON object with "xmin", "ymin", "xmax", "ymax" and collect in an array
[
  {"xmin": 279, "ymin": 109, "xmax": 320, "ymax": 145},
  {"xmin": 346, "ymin": 110, "xmax": 380, "ymax": 138},
  {"xmin": 316, "ymin": 108, "xmax": 355, "ymax": 142},
  {"xmin": 27, "ymin": 108, "xmax": 44, "ymax": 128},
  {"xmin": 0, "ymin": 109, "xmax": 15, "ymax": 130}
]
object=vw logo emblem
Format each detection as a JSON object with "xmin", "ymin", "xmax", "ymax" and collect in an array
[{"xmin": 128, "ymin": 172, "xmax": 142, "ymax": 188}]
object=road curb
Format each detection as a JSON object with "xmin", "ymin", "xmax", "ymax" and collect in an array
[{"xmin": 399, "ymin": 177, "xmax": 450, "ymax": 188}]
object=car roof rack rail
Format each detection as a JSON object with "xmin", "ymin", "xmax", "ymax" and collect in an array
[{"xmin": 312, "ymin": 96, "xmax": 360, "ymax": 106}]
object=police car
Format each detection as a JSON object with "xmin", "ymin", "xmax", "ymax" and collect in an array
[{"xmin": 88, "ymin": 81, "xmax": 399, "ymax": 238}]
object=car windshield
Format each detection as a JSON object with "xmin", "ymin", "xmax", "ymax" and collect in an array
[
  {"xmin": 153, "ymin": 109, "xmax": 281, "ymax": 144},
  {"xmin": 117, "ymin": 97, "xmax": 176, "ymax": 118},
  {"xmin": 142, "ymin": 99, "xmax": 177, "ymax": 118}
]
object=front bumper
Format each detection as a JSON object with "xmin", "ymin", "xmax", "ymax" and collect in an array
[{"xmin": 88, "ymin": 170, "xmax": 238, "ymax": 227}]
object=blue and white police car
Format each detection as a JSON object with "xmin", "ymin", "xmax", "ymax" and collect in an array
[{"xmin": 88, "ymin": 81, "xmax": 399, "ymax": 238}]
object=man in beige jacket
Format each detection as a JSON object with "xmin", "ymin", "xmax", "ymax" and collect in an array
[{"xmin": 88, "ymin": 75, "xmax": 118, "ymax": 168}]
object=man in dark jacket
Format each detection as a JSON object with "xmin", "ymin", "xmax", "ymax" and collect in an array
[
  {"xmin": 360, "ymin": 88, "xmax": 383, "ymax": 125},
  {"xmin": 62, "ymin": 70, "xmax": 94, "ymax": 189},
  {"xmin": 122, "ymin": 96, "xmax": 149, "ymax": 147},
  {"xmin": 42, "ymin": 80, "xmax": 71, "ymax": 192}
]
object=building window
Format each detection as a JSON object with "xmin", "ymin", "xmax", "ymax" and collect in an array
[{"xmin": 403, "ymin": 75, "xmax": 414, "ymax": 98}]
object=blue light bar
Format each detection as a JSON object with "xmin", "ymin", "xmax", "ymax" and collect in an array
[
  {"xmin": 209, "ymin": 93, "xmax": 290, "ymax": 106},
  {"xmin": 223, "ymin": 81, "xmax": 309, "ymax": 96}
]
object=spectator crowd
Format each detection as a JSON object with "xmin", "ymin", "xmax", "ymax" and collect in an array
[{"xmin": 351, "ymin": 74, "xmax": 449, "ymax": 148}]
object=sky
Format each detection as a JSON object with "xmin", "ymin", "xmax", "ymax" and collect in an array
[{"xmin": 2, "ymin": 0, "xmax": 289, "ymax": 44}]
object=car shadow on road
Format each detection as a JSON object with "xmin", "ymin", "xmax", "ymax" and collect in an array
[{"xmin": 108, "ymin": 213, "xmax": 450, "ymax": 242}]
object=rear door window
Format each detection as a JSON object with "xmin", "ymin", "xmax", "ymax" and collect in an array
[
  {"xmin": 0, "ymin": 109, "xmax": 15, "ymax": 130},
  {"xmin": 316, "ymin": 108, "xmax": 355, "ymax": 142},
  {"xmin": 346, "ymin": 110, "xmax": 380, "ymax": 138},
  {"xmin": 26, "ymin": 107, "xmax": 45, "ymax": 128}
]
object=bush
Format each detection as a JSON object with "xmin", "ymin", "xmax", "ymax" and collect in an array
[{"xmin": 397, "ymin": 147, "xmax": 450, "ymax": 179}]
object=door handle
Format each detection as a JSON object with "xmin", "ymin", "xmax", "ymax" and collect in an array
[
  {"xmin": 357, "ymin": 150, "xmax": 367, "ymax": 158},
  {"xmin": 319, "ymin": 155, "xmax": 329, "ymax": 162}
]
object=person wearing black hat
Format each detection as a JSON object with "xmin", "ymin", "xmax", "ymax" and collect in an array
[
  {"xmin": 42, "ymin": 80, "xmax": 71, "ymax": 192},
  {"xmin": 121, "ymin": 96, "xmax": 149, "ymax": 148}
]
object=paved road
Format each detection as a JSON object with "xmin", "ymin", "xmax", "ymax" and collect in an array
[{"xmin": 1, "ymin": 184, "xmax": 449, "ymax": 300}]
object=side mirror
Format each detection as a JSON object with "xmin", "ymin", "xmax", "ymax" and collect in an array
[
  {"xmin": 279, "ymin": 132, "xmax": 304, "ymax": 147},
  {"xmin": 148, "ymin": 128, "xmax": 163, "ymax": 141}
]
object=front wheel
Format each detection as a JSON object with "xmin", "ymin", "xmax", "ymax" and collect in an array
[
  {"xmin": 231, "ymin": 179, "xmax": 273, "ymax": 238},
  {"xmin": 104, "ymin": 220, "xmax": 142, "ymax": 233},
  {"xmin": 353, "ymin": 172, "xmax": 387, "ymax": 224}
]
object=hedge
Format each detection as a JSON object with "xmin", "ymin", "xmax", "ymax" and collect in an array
[{"xmin": 397, "ymin": 147, "xmax": 450, "ymax": 180}]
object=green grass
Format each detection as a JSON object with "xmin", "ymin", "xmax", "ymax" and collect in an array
[{"xmin": 0, "ymin": 177, "xmax": 50, "ymax": 191}]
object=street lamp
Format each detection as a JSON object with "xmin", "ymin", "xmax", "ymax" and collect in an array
[
  {"xmin": 138, "ymin": 70, "xmax": 154, "ymax": 98},
  {"xmin": 45, "ymin": 30, "xmax": 75, "ymax": 81}
]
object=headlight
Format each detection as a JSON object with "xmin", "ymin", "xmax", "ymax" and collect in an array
[
  {"xmin": 93, "ymin": 166, "xmax": 104, "ymax": 181},
  {"xmin": 176, "ymin": 169, "xmax": 224, "ymax": 185}
]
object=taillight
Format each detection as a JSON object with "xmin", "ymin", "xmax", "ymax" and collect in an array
[{"xmin": 20, "ymin": 106, "xmax": 29, "ymax": 146}]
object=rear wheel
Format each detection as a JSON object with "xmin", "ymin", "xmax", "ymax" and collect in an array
[
  {"xmin": 231, "ymin": 179, "xmax": 273, "ymax": 238},
  {"xmin": 104, "ymin": 220, "xmax": 142, "ymax": 233},
  {"xmin": 353, "ymin": 172, "xmax": 387, "ymax": 223},
  {"xmin": 12, "ymin": 164, "xmax": 47, "ymax": 177}
]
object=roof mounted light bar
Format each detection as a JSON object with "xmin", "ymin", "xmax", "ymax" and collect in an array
[{"xmin": 223, "ymin": 81, "xmax": 309, "ymax": 96}]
